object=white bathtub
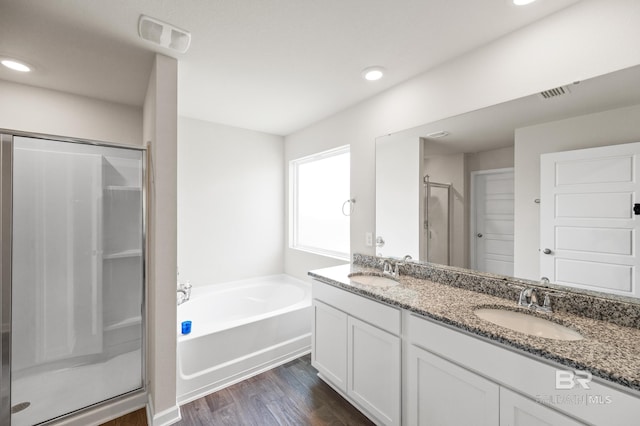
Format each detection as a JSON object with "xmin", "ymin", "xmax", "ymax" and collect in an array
[{"xmin": 176, "ymin": 274, "xmax": 312, "ymax": 404}]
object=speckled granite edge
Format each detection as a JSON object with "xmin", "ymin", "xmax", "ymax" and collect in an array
[{"xmin": 353, "ymin": 253, "xmax": 640, "ymax": 329}]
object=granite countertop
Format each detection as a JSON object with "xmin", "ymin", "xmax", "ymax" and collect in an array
[{"xmin": 308, "ymin": 263, "xmax": 640, "ymax": 393}]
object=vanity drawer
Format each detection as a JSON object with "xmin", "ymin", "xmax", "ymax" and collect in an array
[{"xmin": 312, "ymin": 280, "xmax": 401, "ymax": 335}]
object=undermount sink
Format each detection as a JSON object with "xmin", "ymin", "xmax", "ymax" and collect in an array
[
  {"xmin": 348, "ymin": 272, "xmax": 399, "ymax": 288},
  {"xmin": 474, "ymin": 308, "xmax": 584, "ymax": 341}
]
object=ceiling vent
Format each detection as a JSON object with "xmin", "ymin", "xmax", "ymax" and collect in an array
[
  {"xmin": 138, "ymin": 15, "xmax": 191, "ymax": 53},
  {"xmin": 538, "ymin": 85, "xmax": 571, "ymax": 100},
  {"xmin": 425, "ymin": 130, "xmax": 449, "ymax": 138}
]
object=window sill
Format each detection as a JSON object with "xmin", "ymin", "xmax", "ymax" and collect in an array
[{"xmin": 290, "ymin": 245, "xmax": 350, "ymax": 262}]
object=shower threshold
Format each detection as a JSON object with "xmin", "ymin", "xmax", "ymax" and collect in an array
[{"xmin": 10, "ymin": 349, "xmax": 141, "ymax": 426}]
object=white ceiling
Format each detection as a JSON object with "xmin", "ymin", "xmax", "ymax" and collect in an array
[{"xmin": 0, "ymin": 0, "xmax": 581, "ymax": 136}]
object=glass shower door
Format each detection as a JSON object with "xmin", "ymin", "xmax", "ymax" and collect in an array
[
  {"xmin": 424, "ymin": 182, "xmax": 451, "ymax": 265},
  {"xmin": 8, "ymin": 136, "xmax": 145, "ymax": 425}
]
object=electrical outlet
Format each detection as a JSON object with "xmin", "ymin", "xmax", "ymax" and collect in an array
[{"xmin": 365, "ymin": 232, "xmax": 373, "ymax": 247}]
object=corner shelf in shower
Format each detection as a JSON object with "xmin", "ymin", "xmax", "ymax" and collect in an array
[
  {"xmin": 102, "ymin": 176, "xmax": 144, "ymax": 334},
  {"xmin": 103, "ymin": 249, "xmax": 143, "ymax": 260},
  {"xmin": 104, "ymin": 185, "xmax": 142, "ymax": 192}
]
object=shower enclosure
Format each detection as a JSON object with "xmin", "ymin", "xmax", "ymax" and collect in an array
[
  {"xmin": 1, "ymin": 132, "xmax": 146, "ymax": 425},
  {"xmin": 423, "ymin": 176, "xmax": 451, "ymax": 265}
]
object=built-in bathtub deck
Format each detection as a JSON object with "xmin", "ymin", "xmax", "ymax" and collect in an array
[{"xmin": 176, "ymin": 274, "xmax": 312, "ymax": 404}]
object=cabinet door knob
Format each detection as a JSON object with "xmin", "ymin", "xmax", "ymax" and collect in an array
[
  {"xmin": 477, "ymin": 233, "xmax": 483, "ymax": 238},
  {"xmin": 543, "ymin": 248, "xmax": 552, "ymax": 255}
]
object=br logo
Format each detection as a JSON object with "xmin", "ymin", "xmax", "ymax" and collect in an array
[{"xmin": 555, "ymin": 370, "xmax": 592, "ymax": 390}]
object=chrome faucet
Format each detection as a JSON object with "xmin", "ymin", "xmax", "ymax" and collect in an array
[
  {"xmin": 518, "ymin": 287, "xmax": 538, "ymax": 307},
  {"xmin": 177, "ymin": 281, "xmax": 192, "ymax": 305},
  {"xmin": 177, "ymin": 289, "xmax": 187, "ymax": 305},
  {"xmin": 383, "ymin": 260, "xmax": 397, "ymax": 278},
  {"xmin": 382, "ymin": 255, "xmax": 412, "ymax": 279},
  {"xmin": 518, "ymin": 287, "xmax": 552, "ymax": 313}
]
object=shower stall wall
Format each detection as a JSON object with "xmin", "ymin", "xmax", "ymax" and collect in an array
[{"xmin": 1, "ymin": 132, "xmax": 146, "ymax": 425}]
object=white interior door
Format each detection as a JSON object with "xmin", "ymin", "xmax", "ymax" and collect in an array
[
  {"xmin": 471, "ymin": 168, "xmax": 514, "ymax": 276},
  {"xmin": 540, "ymin": 141, "xmax": 640, "ymax": 298}
]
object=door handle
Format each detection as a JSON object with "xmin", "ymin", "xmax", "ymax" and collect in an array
[{"xmin": 542, "ymin": 248, "xmax": 552, "ymax": 255}]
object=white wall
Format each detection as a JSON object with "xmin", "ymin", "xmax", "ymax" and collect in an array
[
  {"xmin": 514, "ymin": 103, "xmax": 640, "ymax": 280},
  {"xmin": 376, "ymin": 137, "xmax": 422, "ymax": 260},
  {"xmin": 0, "ymin": 80, "xmax": 142, "ymax": 145},
  {"xmin": 466, "ymin": 146, "xmax": 514, "ymax": 174},
  {"xmin": 177, "ymin": 117, "xmax": 285, "ymax": 286},
  {"xmin": 144, "ymin": 54, "xmax": 180, "ymax": 426},
  {"xmin": 283, "ymin": 0, "xmax": 640, "ymax": 279}
]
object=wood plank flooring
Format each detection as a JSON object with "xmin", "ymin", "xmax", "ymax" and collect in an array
[
  {"xmin": 103, "ymin": 354, "xmax": 373, "ymax": 426},
  {"xmin": 176, "ymin": 354, "xmax": 373, "ymax": 426},
  {"xmin": 100, "ymin": 407, "xmax": 147, "ymax": 426}
]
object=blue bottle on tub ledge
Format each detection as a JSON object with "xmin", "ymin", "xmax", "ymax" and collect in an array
[{"xmin": 181, "ymin": 320, "xmax": 192, "ymax": 335}]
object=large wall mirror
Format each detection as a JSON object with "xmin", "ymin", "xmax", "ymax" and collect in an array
[{"xmin": 375, "ymin": 64, "xmax": 640, "ymax": 300}]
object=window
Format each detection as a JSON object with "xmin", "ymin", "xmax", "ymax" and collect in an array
[{"xmin": 290, "ymin": 145, "xmax": 350, "ymax": 259}]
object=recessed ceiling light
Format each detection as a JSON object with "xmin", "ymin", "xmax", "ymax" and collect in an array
[
  {"xmin": 513, "ymin": 0, "xmax": 536, "ymax": 5},
  {"xmin": 1, "ymin": 59, "xmax": 31, "ymax": 72},
  {"xmin": 362, "ymin": 66, "xmax": 384, "ymax": 81}
]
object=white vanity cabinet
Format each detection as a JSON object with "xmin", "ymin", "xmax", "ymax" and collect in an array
[
  {"xmin": 312, "ymin": 281, "xmax": 401, "ymax": 426},
  {"xmin": 311, "ymin": 272, "xmax": 640, "ymax": 426}
]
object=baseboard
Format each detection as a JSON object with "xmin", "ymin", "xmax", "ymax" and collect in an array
[
  {"xmin": 146, "ymin": 398, "xmax": 181, "ymax": 426},
  {"xmin": 178, "ymin": 346, "xmax": 311, "ymax": 405}
]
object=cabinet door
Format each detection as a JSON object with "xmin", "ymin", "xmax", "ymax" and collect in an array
[
  {"xmin": 312, "ymin": 300, "xmax": 348, "ymax": 392},
  {"xmin": 407, "ymin": 344, "xmax": 499, "ymax": 426},
  {"xmin": 348, "ymin": 316, "xmax": 401, "ymax": 425},
  {"xmin": 500, "ymin": 387, "xmax": 586, "ymax": 426}
]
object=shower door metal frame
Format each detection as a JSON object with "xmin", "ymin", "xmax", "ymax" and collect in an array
[
  {"xmin": 0, "ymin": 129, "xmax": 148, "ymax": 425},
  {"xmin": 1, "ymin": 133, "xmax": 13, "ymax": 426}
]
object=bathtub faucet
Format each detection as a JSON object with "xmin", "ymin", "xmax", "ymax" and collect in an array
[{"xmin": 177, "ymin": 281, "xmax": 192, "ymax": 305}]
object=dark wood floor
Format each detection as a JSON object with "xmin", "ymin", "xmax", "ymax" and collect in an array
[
  {"xmin": 104, "ymin": 354, "xmax": 373, "ymax": 426},
  {"xmin": 101, "ymin": 407, "xmax": 148, "ymax": 426}
]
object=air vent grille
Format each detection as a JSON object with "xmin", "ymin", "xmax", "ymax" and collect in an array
[
  {"xmin": 539, "ymin": 85, "xmax": 571, "ymax": 99},
  {"xmin": 425, "ymin": 130, "xmax": 449, "ymax": 138},
  {"xmin": 138, "ymin": 15, "xmax": 191, "ymax": 53}
]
